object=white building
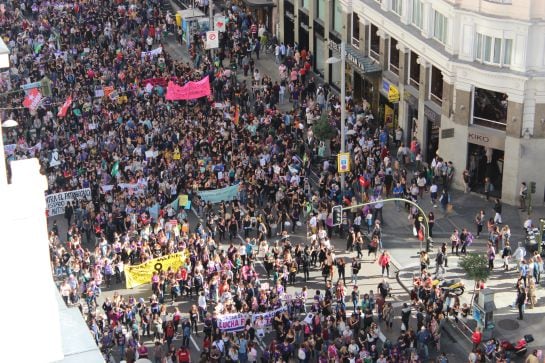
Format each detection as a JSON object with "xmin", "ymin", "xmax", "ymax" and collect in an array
[{"xmin": 279, "ymin": 0, "xmax": 545, "ymax": 205}]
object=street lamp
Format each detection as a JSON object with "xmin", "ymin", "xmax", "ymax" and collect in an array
[
  {"xmin": 326, "ymin": 42, "xmax": 346, "ymax": 193},
  {"xmin": 0, "ymin": 119, "xmax": 18, "ymax": 186}
]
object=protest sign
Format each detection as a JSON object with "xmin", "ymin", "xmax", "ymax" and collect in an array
[
  {"xmin": 45, "ymin": 188, "xmax": 92, "ymax": 216},
  {"xmin": 178, "ymin": 194, "xmax": 189, "ymax": 207}
]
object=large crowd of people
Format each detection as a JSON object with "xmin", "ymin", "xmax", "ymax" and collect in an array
[{"xmin": 5, "ymin": 1, "xmax": 542, "ymax": 363}]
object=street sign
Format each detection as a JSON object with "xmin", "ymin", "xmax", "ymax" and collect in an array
[
  {"xmin": 205, "ymin": 31, "xmax": 219, "ymax": 50},
  {"xmin": 332, "ymin": 205, "xmax": 342, "ymax": 226},
  {"xmin": 337, "ymin": 152, "xmax": 350, "ymax": 173}
]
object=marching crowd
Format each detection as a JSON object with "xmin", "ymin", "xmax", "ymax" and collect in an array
[{"xmin": 5, "ymin": 0, "xmax": 542, "ymax": 362}]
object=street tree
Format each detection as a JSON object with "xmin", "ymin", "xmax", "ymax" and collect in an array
[
  {"xmin": 458, "ymin": 253, "xmax": 491, "ymax": 304},
  {"xmin": 312, "ymin": 113, "xmax": 336, "ymax": 157}
]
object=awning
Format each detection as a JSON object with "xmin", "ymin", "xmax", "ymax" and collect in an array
[
  {"xmin": 344, "ymin": 44, "xmax": 382, "ymax": 75},
  {"xmin": 328, "ymin": 40, "xmax": 382, "ymax": 75},
  {"xmin": 242, "ymin": 0, "xmax": 276, "ymax": 8}
]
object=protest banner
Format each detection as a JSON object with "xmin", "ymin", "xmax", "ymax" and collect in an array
[
  {"xmin": 217, "ymin": 313, "xmax": 247, "ymax": 332},
  {"xmin": 251, "ymin": 306, "xmax": 288, "ymax": 325},
  {"xmin": 196, "ymin": 184, "xmax": 240, "ymax": 203},
  {"xmin": 141, "ymin": 46, "xmax": 163, "ymax": 59},
  {"xmin": 45, "ymin": 188, "xmax": 92, "ymax": 216},
  {"xmin": 124, "ymin": 251, "xmax": 188, "ymax": 289},
  {"xmin": 217, "ymin": 306, "xmax": 288, "ymax": 332},
  {"xmin": 165, "ymin": 76, "xmax": 211, "ymax": 101}
]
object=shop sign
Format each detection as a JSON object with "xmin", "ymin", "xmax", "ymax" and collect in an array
[
  {"xmin": 424, "ymin": 106, "xmax": 441, "ymax": 124},
  {"xmin": 328, "ymin": 40, "xmax": 367, "ymax": 73},
  {"xmin": 382, "ymin": 79, "xmax": 399, "ymax": 103},
  {"xmin": 285, "ymin": 11, "xmax": 294, "ymax": 22},
  {"xmin": 467, "ymin": 126, "xmax": 505, "ymax": 150}
]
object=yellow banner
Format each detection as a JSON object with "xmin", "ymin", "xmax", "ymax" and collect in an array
[
  {"xmin": 125, "ymin": 252, "xmax": 187, "ymax": 289},
  {"xmin": 178, "ymin": 194, "xmax": 189, "ymax": 207}
]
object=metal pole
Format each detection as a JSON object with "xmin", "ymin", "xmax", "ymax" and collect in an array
[
  {"xmin": 340, "ymin": 41, "xmax": 346, "ymax": 194},
  {"xmin": 339, "ymin": 197, "xmax": 430, "ymax": 252}
]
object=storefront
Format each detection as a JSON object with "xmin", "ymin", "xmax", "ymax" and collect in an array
[
  {"xmin": 327, "ymin": 34, "xmax": 342, "ymax": 91},
  {"xmin": 380, "ymin": 79, "xmax": 400, "ymax": 131},
  {"xmin": 466, "ymin": 126, "xmax": 505, "ymax": 197},
  {"xmin": 242, "ymin": 0, "xmax": 276, "ymax": 32},
  {"xmin": 424, "ymin": 104, "xmax": 441, "ymax": 163},
  {"xmin": 298, "ymin": 11, "xmax": 310, "ymax": 52},
  {"xmin": 327, "ymin": 40, "xmax": 382, "ymax": 110},
  {"xmin": 283, "ymin": 1, "xmax": 295, "ymax": 47},
  {"xmin": 405, "ymin": 92, "xmax": 419, "ymax": 144},
  {"xmin": 313, "ymin": 20, "xmax": 325, "ymax": 78}
]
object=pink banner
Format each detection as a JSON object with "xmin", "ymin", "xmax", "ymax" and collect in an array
[{"xmin": 165, "ymin": 76, "xmax": 211, "ymax": 101}]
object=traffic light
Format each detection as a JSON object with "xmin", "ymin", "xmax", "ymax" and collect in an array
[
  {"xmin": 332, "ymin": 205, "xmax": 342, "ymax": 226},
  {"xmin": 530, "ymin": 181, "xmax": 536, "ymax": 194}
]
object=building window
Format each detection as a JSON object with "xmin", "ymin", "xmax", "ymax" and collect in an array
[
  {"xmin": 473, "ymin": 87, "xmax": 508, "ymax": 131},
  {"xmin": 369, "ymin": 24, "xmax": 380, "ymax": 61},
  {"xmin": 352, "ymin": 13, "xmax": 360, "ymax": 48},
  {"xmin": 408, "ymin": 51, "xmax": 420, "ymax": 89},
  {"xmin": 430, "ymin": 66, "xmax": 443, "ymax": 106},
  {"xmin": 503, "ymin": 39, "xmax": 512, "ymax": 65},
  {"xmin": 411, "ymin": 0, "xmax": 423, "ymax": 29},
  {"xmin": 315, "ymin": 37, "xmax": 326, "ymax": 76},
  {"xmin": 301, "ymin": 0, "xmax": 309, "ymax": 9},
  {"xmin": 332, "ymin": 0, "xmax": 343, "ymax": 33},
  {"xmin": 433, "ymin": 11, "xmax": 448, "ymax": 44},
  {"xmin": 391, "ymin": 0, "xmax": 402, "ymax": 15},
  {"xmin": 389, "ymin": 38, "xmax": 399, "ymax": 75},
  {"xmin": 474, "ymin": 33, "xmax": 513, "ymax": 67},
  {"xmin": 316, "ymin": 0, "xmax": 325, "ymax": 21}
]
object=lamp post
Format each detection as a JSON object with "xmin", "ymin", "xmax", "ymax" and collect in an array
[{"xmin": 326, "ymin": 42, "xmax": 346, "ymax": 193}]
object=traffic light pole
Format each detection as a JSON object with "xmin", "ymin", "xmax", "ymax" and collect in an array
[{"xmin": 334, "ymin": 198, "xmax": 432, "ymax": 252}]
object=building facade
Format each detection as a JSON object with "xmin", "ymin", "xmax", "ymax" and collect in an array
[{"xmin": 279, "ymin": 0, "xmax": 545, "ymax": 205}]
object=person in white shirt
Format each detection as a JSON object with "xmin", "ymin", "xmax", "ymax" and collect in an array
[{"xmin": 197, "ymin": 292, "xmax": 207, "ymax": 321}]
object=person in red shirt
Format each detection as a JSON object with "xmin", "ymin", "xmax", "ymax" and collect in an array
[
  {"xmin": 471, "ymin": 327, "xmax": 482, "ymax": 350},
  {"xmin": 378, "ymin": 250, "xmax": 391, "ymax": 278},
  {"xmin": 176, "ymin": 346, "xmax": 191, "ymax": 363}
]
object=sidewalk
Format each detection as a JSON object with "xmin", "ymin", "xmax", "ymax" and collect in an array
[{"xmin": 383, "ymin": 188, "xmax": 545, "ymax": 361}]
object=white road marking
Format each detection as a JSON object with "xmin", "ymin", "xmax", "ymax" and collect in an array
[{"xmin": 190, "ymin": 335, "xmax": 201, "ymax": 352}]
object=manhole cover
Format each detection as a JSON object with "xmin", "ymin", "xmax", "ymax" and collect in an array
[{"xmin": 497, "ymin": 319, "xmax": 519, "ymax": 331}]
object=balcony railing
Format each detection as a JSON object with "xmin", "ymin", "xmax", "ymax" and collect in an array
[
  {"xmin": 409, "ymin": 77, "xmax": 420, "ymax": 89},
  {"xmin": 370, "ymin": 49, "xmax": 380, "ymax": 61},
  {"xmin": 352, "ymin": 37, "xmax": 360, "ymax": 49},
  {"xmin": 430, "ymin": 92, "xmax": 442, "ymax": 106},
  {"xmin": 473, "ymin": 116, "xmax": 507, "ymax": 131},
  {"xmin": 389, "ymin": 63, "xmax": 399, "ymax": 76}
]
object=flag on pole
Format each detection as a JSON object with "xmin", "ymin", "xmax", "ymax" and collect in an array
[
  {"xmin": 111, "ymin": 161, "xmax": 120, "ymax": 177},
  {"xmin": 57, "ymin": 96, "xmax": 72, "ymax": 117},
  {"xmin": 22, "ymin": 88, "xmax": 43, "ymax": 110}
]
